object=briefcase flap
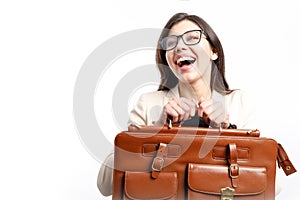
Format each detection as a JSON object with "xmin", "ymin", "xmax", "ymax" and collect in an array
[
  {"xmin": 188, "ymin": 163, "xmax": 267, "ymax": 196},
  {"xmin": 124, "ymin": 171, "xmax": 178, "ymax": 199}
]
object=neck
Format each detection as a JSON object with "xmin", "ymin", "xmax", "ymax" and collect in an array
[
  {"xmin": 179, "ymin": 79, "xmax": 211, "ymax": 101},
  {"xmin": 178, "ymin": 64, "xmax": 212, "ymax": 101}
]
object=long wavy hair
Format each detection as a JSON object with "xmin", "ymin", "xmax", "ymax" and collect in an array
[{"xmin": 156, "ymin": 13, "xmax": 232, "ymax": 94}]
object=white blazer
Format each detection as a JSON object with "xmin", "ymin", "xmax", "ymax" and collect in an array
[{"xmin": 128, "ymin": 85, "xmax": 256, "ymax": 129}]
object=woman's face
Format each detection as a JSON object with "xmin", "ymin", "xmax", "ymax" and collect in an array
[{"xmin": 165, "ymin": 20, "xmax": 217, "ymax": 85}]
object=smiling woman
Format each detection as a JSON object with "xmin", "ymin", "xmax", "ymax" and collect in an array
[
  {"xmin": 97, "ymin": 12, "xmax": 260, "ymax": 197},
  {"xmin": 128, "ymin": 12, "xmax": 254, "ymax": 129}
]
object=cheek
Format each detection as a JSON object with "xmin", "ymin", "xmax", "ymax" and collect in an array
[
  {"xmin": 198, "ymin": 41, "xmax": 214, "ymax": 58},
  {"xmin": 192, "ymin": 45, "xmax": 211, "ymax": 63},
  {"xmin": 197, "ymin": 47, "xmax": 211, "ymax": 59},
  {"xmin": 192, "ymin": 44, "xmax": 212, "ymax": 73},
  {"xmin": 166, "ymin": 52, "xmax": 174, "ymax": 67}
]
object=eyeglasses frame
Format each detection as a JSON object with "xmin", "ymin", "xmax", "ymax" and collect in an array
[{"xmin": 160, "ymin": 29, "xmax": 205, "ymax": 51}]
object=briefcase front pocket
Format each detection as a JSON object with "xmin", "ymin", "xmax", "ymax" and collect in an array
[
  {"xmin": 124, "ymin": 171, "xmax": 178, "ymax": 200},
  {"xmin": 187, "ymin": 163, "xmax": 267, "ymax": 200}
]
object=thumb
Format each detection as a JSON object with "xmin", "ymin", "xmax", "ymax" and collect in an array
[
  {"xmin": 198, "ymin": 96, "xmax": 206, "ymax": 118},
  {"xmin": 198, "ymin": 96, "xmax": 205, "ymax": 103},
  {"xmin": 198, "ymin": 96, "xmax": 205, "ymax": 107}
]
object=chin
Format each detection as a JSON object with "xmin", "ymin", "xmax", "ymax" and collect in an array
[
  {"xmin": 180, "ymin": 69, "xmax": 201, "ymax": 80},
  {"xmin": 179, "ymin": 75, "xmax": 200, "ymax": 84}
]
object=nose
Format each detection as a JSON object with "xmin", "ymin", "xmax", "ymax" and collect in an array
[{"xmin": 175, "ymin": 37, "xmax": 188, "ymax": 50}]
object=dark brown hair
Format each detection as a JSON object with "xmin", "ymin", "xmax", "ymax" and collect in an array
[{"xmin": 156, "ymin": 13, "xmax": 231, "ymax": 94}]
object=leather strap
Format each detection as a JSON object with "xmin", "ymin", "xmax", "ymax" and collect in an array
[
  {"xmin": 151, "ymin": 143, "xmax": 167, "ymax": 179},
  {"xmin": 277, "ymin": 143, "xmax": 297, "ymax": 176},
  {"xmin": 228, "ymin": 143, "xmax": 239, "ymax": 188}
]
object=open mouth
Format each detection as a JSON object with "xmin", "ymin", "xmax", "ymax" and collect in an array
[{"xmin": 176, "ymin": 57, "xmax": 196, "ymax": 67}]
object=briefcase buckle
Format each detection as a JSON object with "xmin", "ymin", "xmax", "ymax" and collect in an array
[
  {"xmin": 221, "ymin": 187, "xmax": 235, "ymax": 200},
  {"xmin": 229, "ymin": 164, "xmax": 239, "ymax": 178},
  {"xmin": 151, "ymin": 157, "xmax": 164, "ymax": 172}
]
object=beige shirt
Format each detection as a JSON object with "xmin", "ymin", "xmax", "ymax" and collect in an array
[{"xmin": 128, "ymin": 85, "xmax": 255, "ymax": 129}]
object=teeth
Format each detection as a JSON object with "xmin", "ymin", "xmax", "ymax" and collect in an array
[{"xmin": 176, "ymin": 57, "xmax": 195, "ymax": 65}]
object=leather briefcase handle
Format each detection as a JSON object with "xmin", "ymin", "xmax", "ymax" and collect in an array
[{"xmin": 128, "ymin": 125, "xmax": 260, "ymax": 137}]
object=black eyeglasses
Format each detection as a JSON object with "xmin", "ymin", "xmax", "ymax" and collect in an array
[{"xmin": 160, "ymin": 30, "xmax": 204, "ymax": 51}]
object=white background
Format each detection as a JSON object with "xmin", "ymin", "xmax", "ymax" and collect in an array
[{"xmin": 1, "ymin": 0, "xmax": 299, "ymax": 199}]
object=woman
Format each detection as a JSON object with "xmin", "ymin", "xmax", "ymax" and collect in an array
[
  {"xmin": 98, "ymin": 12, "xmax": 258, "ymax": 196},
  {"xmin": 128, "ymin": 12, "xmax": 254, "ymax": 129}
]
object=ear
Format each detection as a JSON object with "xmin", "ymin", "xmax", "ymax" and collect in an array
[{"xmin": 211, "ymin": 48, "xmax": 218, "ymax": 60}]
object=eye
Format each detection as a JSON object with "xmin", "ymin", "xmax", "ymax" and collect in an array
[
  {"xmin": 161, "ymin": 36, "xmax": 177, "ymax": 50},
  {"xmin": 183, "ymin": 31, "xmax": 201, "ymax": 44},
  {"xmin": 166, "ymin": 39, "xmax": 176, "ymax": 47},
  {"xmin": 186, "ymin": 35, "xmax": 200, "ymax": 43}
]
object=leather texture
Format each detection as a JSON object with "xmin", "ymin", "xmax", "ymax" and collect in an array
[
  {"xmin": 124, "ymin": 171, "xmax": 177, "ymax": 200},
  {"xmin": 277, "ymin": 143, "xmax": 297, "ymax": 176},
  {"xmin": 188, "ymin": 163, "xmax": 267, "ymax": 199},
  {"xmin": 128, "ymin": 125, "xmax": 260, "ymax": 137},
  {"xmin": 113, "ymin": 127, "xmax": 296, "ymax": 200}
]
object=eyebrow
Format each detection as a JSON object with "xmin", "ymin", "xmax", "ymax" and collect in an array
[{"xmin": 168, "ymin": 29, "xmax": 204, "ymax": 36}]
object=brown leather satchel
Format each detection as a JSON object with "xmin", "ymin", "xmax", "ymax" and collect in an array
[{"xmin": 112, "ymin": 126, "xmax": 296, "ymax": 200}]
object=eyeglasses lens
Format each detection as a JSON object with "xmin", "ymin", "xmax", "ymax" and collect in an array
[{"xmin": 161, "ymin": 30, "xmax": 202, "ymax": 51}]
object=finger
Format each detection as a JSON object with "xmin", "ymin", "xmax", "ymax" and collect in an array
[
  {"xmin": 201, "ymin": 101, "xmax": 224, "ymax": 126},
  {"xmin": 170, "ymin": 100, "xmax": 186, "ymax": 122},
  {"xmin": 213, "ymin": 111, "xmax": 226, "ymax": 126},
  {"xmin": 180, "ymin": 103, "xmax": 190, "ymax": 121},
  {"xmin": 209, "ymin": 103, "xmax": 224, "ymax": 122},
  {"xmin": 198, "ymin": 97, "xmax": 205, "ymax": 117},
  {"xmin": 165, "ymin": 100, "xmax": 187, "ymax": 123},
  {"xmin": 201, "ymin": 113, "xmax": 211, "ymax": 125},
  {"xmin": 178, "ymin": 98, "xmax": 195, "ymax": 120},
  {"xmin": 207, "ymin": 104, "xmax": 227, "ymax": 127},
  {"xmin": 186, "ymin": 99, "xmax": 198, "ymax": 117},
  {"xmin": 221, "ymin": 114, "xmax": 230, "ymax": 128},
  {"xmin": 198, "ymin": 99, "xmax": 213, "ymax": 118},
  {"xmin": 198, "ymin": 96, "xmax": 205, "ymax": 104},
  {"xmin": 172, "ymin": 98, "xmax": 195, "ymax": 122},
  {"xmin": 161, "ymin": 110, "xmax": 168, "ymax": 125},
  {"xmin": 164, "ymin": 104, "xmax": 180, "ymax": 122}
]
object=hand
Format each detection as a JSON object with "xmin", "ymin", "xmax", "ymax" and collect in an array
[
  {"xmin": 162, "ymin": 97, "xmax": 198, "ymax": 124},
  {"xmin": 198, "ymin": 97, "xmax": 229, "ymax": 128}
]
